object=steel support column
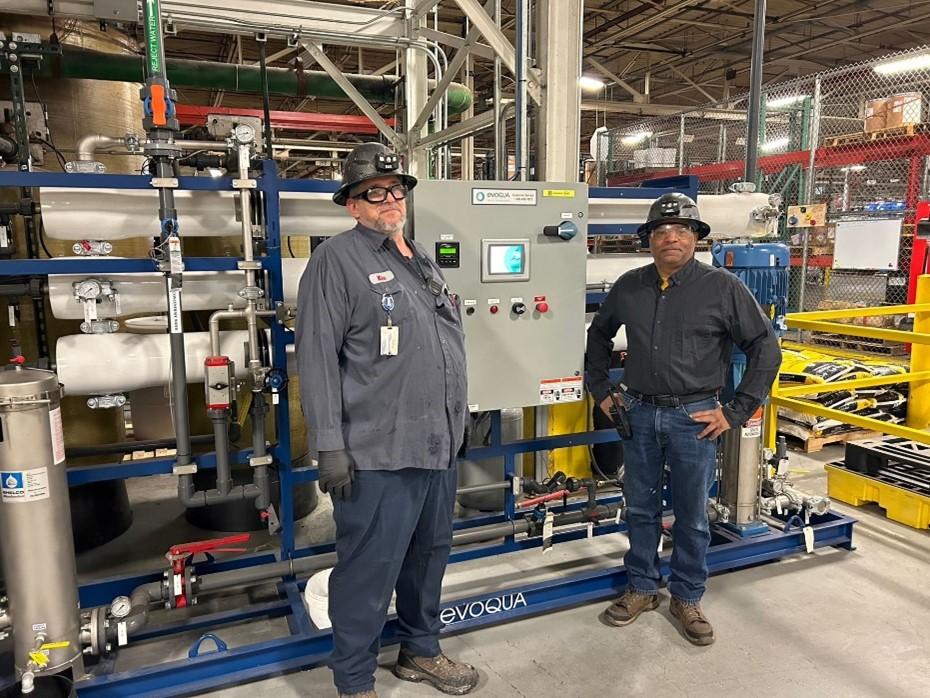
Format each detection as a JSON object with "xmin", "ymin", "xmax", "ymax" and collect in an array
[
  {"xmin": 744, "ymin": 0, "xmax": 767, "ymax": 182},
  {"xmin": 405, "ymin": 0, "xmax": 430, "ymax": 176},
  {"xmin": 461, "ymin": 52, "xmax": 475, "ymax": 180},
  {"xmin": 536, "ymin": 0, "xmax": 583, "ymax": 181}
]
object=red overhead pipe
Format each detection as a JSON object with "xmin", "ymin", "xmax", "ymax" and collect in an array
[{"xmin": 175, "ymin": 104, "xmax": 395, "ymax": 135}]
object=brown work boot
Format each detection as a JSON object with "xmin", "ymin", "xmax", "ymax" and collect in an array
[
  {"xmin": 602, "ymin": 589, "xmax": 660, "ymax": 626},
  {"xmin": 393, "ymin": 648, "xmax": 479, "ymax": 695},
  {"xmin": 669, "ymin": 596, "xmax": 715, "ymax": 646}
]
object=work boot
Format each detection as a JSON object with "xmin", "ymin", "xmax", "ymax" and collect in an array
[
  {"xmin": 602, "ymin": 589, "xmax": 660, "ymax": 626},
  {"xmin": 393, "ymin": 648, "xmax": 479, "ymax": 695},
  {"xmin": 669, "ymin": 596, "xmax": 715, "ymax": 646},
  {"xmin": 338, "ymin": 692, "xmax": 377, "ymax": 697}
]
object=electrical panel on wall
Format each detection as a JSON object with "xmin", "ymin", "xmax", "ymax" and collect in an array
[{"xmin": 414, "ymin": 181, "xmax": 587, "ymax": 411}]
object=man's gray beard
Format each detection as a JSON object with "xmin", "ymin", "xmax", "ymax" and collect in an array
[{"xmin": 373, "ymin": 215, "xmax": 406, "ymax": 235}]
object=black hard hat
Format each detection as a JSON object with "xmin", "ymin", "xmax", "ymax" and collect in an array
[
  {"xmin": 332, "ymin": 142, "xmax": 418, "ymax": 206},
  {"xmin": 636, "ymin": 192, "xmax": 711, "ymax": 242}
]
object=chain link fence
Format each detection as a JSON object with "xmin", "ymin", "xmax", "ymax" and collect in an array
[{"xmin": 596, "ymin": 47, "xmax": 930, "ymax": 343}]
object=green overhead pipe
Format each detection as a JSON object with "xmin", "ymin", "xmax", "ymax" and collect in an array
[{"xmin": 32, "ymin": 47, "xmax": 473, "ymax": 115}]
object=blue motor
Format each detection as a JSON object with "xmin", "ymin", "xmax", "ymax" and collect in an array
[{"xmin": 712, "ymin": 242, "xmax": 790, "ymax": 335}]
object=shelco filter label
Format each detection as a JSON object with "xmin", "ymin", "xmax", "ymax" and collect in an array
[{"xmin": 1, "ymin": 467, "xmax": 50, "ymax": 503}]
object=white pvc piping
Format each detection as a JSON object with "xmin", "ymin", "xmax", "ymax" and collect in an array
[
  {"xmin": 48, "ymin": 258, "xmax": 308, "ymax": 319},
  {"xmin": 40, "ymin": 189, "xmax": 354, "ymax": 240},
  {"xmin": 42, "ymin": 189, "xmax": 774, "ymax": 241},
  {"xmin": 56, "ymin": 330, "xmax": 256, "ymax": 395}
]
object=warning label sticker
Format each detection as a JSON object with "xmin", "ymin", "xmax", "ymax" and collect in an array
[
  {"xmin": 1, "ymin": 468, "xmax": 50, "ymax": 503},
  {"xmin": 741, "ymin": 407, "xmax": 764, "ymax": 438},
  {"xmin": 49, "ymin": 407, "xmax": 65, "ymax": 465},
  {"xmin": 538, "ymin": 376, "xmax": 584, "ymax": 404}
]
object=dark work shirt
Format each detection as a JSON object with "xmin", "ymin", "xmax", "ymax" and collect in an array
[
  {"xmin": 296, "ymin": 223, "xmax": 467, "ymax": 470},
  {"xmin": 585, "ymin": 258, "xmax": 781, "ymax": 426}
]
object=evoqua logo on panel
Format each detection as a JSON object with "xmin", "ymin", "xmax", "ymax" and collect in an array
[{"xmin": 439, "ymin": 592, "xmax": 528, "ymax": 625}]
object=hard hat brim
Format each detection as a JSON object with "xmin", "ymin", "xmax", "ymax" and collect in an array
[
  {"xmin": 637, "ymin": 217, "xmax": 711, "ymax": 240},
  {"xmin": 333, "ymin": 173, "xmax": 418, "ymax": 206}
]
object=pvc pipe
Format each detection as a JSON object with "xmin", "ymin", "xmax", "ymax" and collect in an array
[
  {"xmin": 48, "ymin": 263, "xmax": 306, "ymax": 320},
  {"xmin": 44, "ymin": 47, "xmax": 473, "ymax": 115},
  {"xmin": 48, "ymin": 270, "xmax": 249, "ymax": 320},
  {"xmin": 212, "ymin": 411, "xmax": 233, "ymax": 496},
  {"xmin": 65, "ymin": 434, "xmax": 215, "ymax": 459},
  {"xmin": 40, "ymin": 189, "xmax": 354, "ymax": 240},
  {"xmin": 55, "ymin": 330, "xmax": 256, "ymax": 395},
  {"xmin": 76, "ymin": 134, "xmax": 125, "ymax": 161}
]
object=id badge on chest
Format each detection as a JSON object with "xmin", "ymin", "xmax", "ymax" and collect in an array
[
  {"xmin": 380, "ymin": 324, "xmax": 399, "ymax": 356},
  {"xmin": 380, "ymin": 293, "xmax": 399, "ymax": 356}
]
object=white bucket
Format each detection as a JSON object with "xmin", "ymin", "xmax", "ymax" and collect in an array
[
  {"xmin": 304, "ymin": 568, "xmax": 333, "ymax": 630},
  {"xmin": 303, "ymin": 567, "xmax": 398, "ymax": 630}
]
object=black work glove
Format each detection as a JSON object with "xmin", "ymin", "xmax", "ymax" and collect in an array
[{"xmin": 317, "ymin": 450, "xmax": 355, "ymax": 500}]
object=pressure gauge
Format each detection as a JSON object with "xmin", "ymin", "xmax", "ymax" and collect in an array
[
  {"xmin": 233, "ymin": 124, "xmax": 255, "ymax": 144},
  {"xmin": 110, "ymin": 596, "xmax": 132, "ymax": 619},
  {"xmin": 73, "ymin": 279, "xmax": 102, "ymax": 300}
]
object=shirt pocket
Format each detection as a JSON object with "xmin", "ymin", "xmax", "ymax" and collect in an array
[
  {"xmin": 367, "ymin": 280, "xmax": 409, "ymax": 324},
  {"xmin": 679, "ymin": 307, "xmax": 726, "ymax": 356}
]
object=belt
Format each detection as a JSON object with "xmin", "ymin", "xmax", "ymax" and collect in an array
[{"xmin": 625, "ymin": 388, "xmax": 718, "ymax": 408}]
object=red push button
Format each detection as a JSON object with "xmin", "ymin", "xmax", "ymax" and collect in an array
[
  {"xmin": 490, "ymin": 305, "xmax": 499, "ymax": 314},
  {"xmin": 536, "ymin": 302, "xmax": 549, "ymax": 313}
]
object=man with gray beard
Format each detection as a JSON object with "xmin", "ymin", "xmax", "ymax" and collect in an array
[{"xmin": 296, "ymin": 143, "xmax": 477, "ymax": 697}]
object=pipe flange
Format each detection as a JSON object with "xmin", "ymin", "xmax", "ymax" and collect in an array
[{"xmin": 88, "ymin": 607, "xmax": 106, "ymax": 656}]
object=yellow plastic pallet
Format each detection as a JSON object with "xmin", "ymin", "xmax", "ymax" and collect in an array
[{"xmin": 825, "ymin": 464, "xmax": 930, "ymax": 529}]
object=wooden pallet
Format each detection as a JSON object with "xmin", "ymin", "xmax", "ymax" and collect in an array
[
  {"xmin": 778, "ymin": 420, "xmax": 884, "ymax": 453},
  {"xmin": 825, "ymin": 122, "xmax": 926, "ymax": 147}
]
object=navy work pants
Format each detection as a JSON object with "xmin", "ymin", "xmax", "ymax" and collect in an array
[{"xmin": 328, "ymin": 467, "xmax": 457, "ymax": 694}]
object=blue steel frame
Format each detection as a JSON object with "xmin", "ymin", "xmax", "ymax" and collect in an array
[{"xmin": 0, "ymin": 168, "xmax": 855, "ymax": 697}]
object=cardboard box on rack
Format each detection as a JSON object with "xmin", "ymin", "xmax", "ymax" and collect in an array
[
  {"xmin": 864, "ymin": 98, "xmax": 888, "ymax": 132},
  {"xmin": 885, "ymin": 92, "xmax": 922, "ymax": 129}
]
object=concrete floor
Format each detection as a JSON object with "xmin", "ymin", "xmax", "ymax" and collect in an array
[{"xmin": 77, "ymin": 444, "xmax": 930, "ymax": 698}]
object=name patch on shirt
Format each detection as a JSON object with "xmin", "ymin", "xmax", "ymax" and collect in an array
[{"xmin": 368, "ymin": 270, "xmax": 395, "ymax": 284}]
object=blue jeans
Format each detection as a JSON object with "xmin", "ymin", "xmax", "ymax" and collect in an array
[{"xmin": 622, "ymin": 394, "xmax": 718, "ymax": 602}]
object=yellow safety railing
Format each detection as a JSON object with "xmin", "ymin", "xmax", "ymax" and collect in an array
[{"xmin": 764, "ymin": 275, "xmax": 930, "ymax": 449}]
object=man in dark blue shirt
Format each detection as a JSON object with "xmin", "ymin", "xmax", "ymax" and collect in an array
[
  {"xmin": 586, "ymin": 193, "xmax": 780, "ymax": 646},
  {"xmin": 297, "ymin": 143, "xmax": 477, "ymax": 697}
]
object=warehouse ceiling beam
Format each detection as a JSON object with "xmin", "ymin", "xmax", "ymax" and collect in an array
[
  {"xmin": 420, "ymin": 28, "xmax": 496, "ymax": 61},
  {"xmin": 11, "ymin": 0, "xmax": 409, "ymax": 41},
  {"xmin": 416, "ymin": 109, "xmax": 495, "ymax": 149},
  {"xmin": 586, "ymin": 57, "xmax": 644, "ymax": 103},
  {"xmin": 666, "ymin": 64, "xmax": 718, "ymax": 103},
  {"xmin": 412, "ymin": 0, "xmax": 443, "ymax": 16},
  {"xmin": 409, "ymin": 23, "xmax": 484, "ymax": 139},
  {"xmin": 586, "ymin": 0, "xmax": 705, "ymax": 51},
  {"xmin": 298, "ymin": 41, "xmax": 405, "ymax": 152},
  {"xmin": 452, "ymin": 0, "xmax": 542, "ymax": 103},
  {"xmin": 579, "ymin": 100, "xmax": 750, "ymax": 118}
]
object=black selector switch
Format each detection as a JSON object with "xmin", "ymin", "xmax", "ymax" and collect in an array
[{"xmin": 512, "ymin": 302, "xmax": 526, "ymax": 315}]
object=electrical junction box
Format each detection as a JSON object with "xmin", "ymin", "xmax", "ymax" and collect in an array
[
  {"xmin": 786, "ymin": 203, "xmax": 827, "ymax": 228},
  {"xmin": 413, "ymin": 181, "xmax": 587, "ymax": 411}
]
